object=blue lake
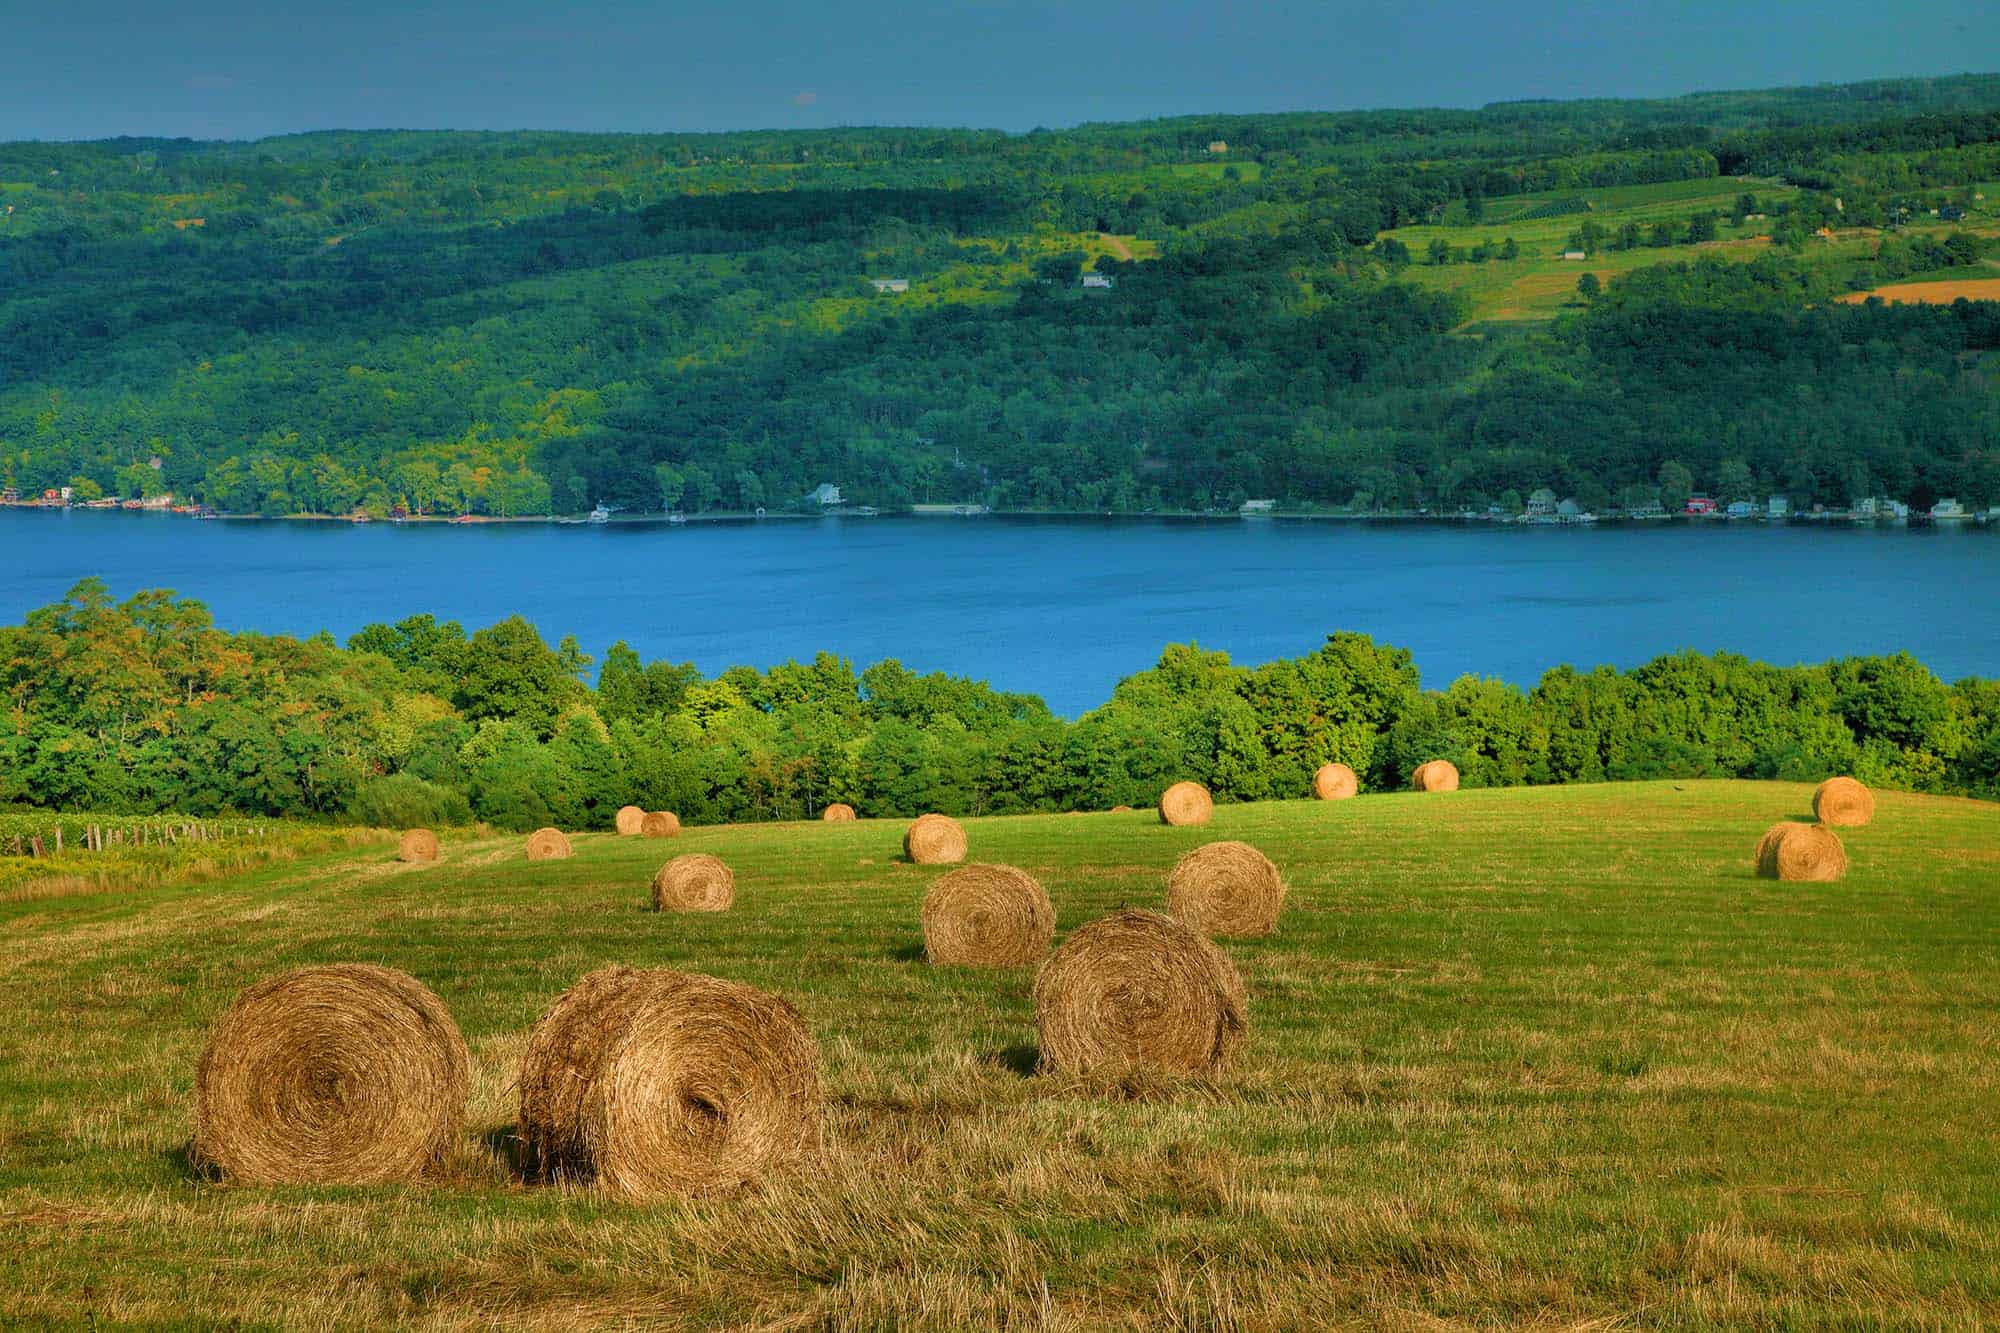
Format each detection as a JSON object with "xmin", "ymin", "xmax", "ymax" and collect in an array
[{"xmin": 3, "ymin": 511, "xmax": 1995, "ymax": 714}]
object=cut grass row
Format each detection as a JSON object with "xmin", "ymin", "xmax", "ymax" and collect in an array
[{"xmin": 1, "ymin": 779, "xmax": 1996, "ymax": 1326}]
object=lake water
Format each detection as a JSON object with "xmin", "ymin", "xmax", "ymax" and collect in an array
[{"xmin": 3, "ymin": 511, "xmax": 1995, "ymax": 714}]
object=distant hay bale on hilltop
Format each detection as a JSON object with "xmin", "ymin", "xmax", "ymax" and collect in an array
[
  {"xmin": 1034, "ymin": 909, "xmax": 1247, "ymax": 1076},
  {"xmin": 192, "ymin": 964, "xmax": 468, "ymax": 1185},
  {"xmin": 652, "ymin": 853, "xmax": 735, "ymax": 912},
  {"xmin": 904, "ymin": 813, "xmax": 967, "ymax": 864},
  {"xmin": 1158, "ymin": 782, "xmax": 1214, "ymax": 827},
  {"xmin": 526, "ymin": 827, "xmax": 573, "ymax": 861},
  {"xmin": 518, "ymin": 966, "xmax": 821, "ymax": 1199},
  {"xmin": 397, "ymin": 828, "xmax": 440, "ymax": 863},
  {"xmin": 1312, "ymin": 763, "xmax": 1358, "ymax": 800},
  {"xmin": 1755, "ymin": 822, "xmax": 1848, "ymax": 881},
  {"xmin": 614, "ymin": 805, "xmax": 646, "ymax": 836},
  {"xmin": 1410, "ymin": 760, "xmax": 1460, "ymax": 793},
  {"xmin": 1166, "ymin": 841, "xmax": 1285, "ymax": 937},
  {"xmin": 1110, "ymin": 804, "xmax": 1134, "ymax": 813},
  {"xmin": 1813, "ymin": 777, "xmax": 1875, "ymax": 827},
  {"xmin": 821, "ymin": 803, "xmax": 857, "ymax": 823},
  {"xmin": 640, "ymin": 812, "xmax": 681, "ymax": 838},
  {"xmin": 921, "ymin": 864, "xmax": 1055, "ymax": 967}
]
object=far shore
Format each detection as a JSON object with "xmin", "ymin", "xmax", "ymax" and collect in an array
[{"xmin": 2, "ymin": 504, "xmax": 1990, "ymax": 530}]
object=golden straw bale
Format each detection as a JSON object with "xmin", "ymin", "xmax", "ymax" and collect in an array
[
  {"xmin": 192, "ymin": 964, "xmax": 468, "ymax": 1184},
  {"xmin": 1110, "ymin": 804, "xmax": 1133, "ymax": 813},
  {"xmin": 1312, "ymin": 763, "xmax": 1358, "ymax": 800},
  {"xmin": 614, "ymin": 805, "xmax": 646, "ymax": 836},
  {"xmin": 1165, "ymin": 841, "xmax": 1285, "ymax": 937},
  {"xmin": 1157, "ymin": 781, "xmax": 1214, "ymax": 827},
  {"xmin": 518, "ymin": 966, "xmax": 821, "ymax": 1199},
  {"xmin": 1812, "ymin": 776, "xmax": 1875, "ymax": 828},
  {"xmin": 1755, "ymin": 822, "xmax": 1848, "ymax": 881},
  {"xmin": 1033, "ymin": 909, "xmax": 1247, "ymax": 1076},
  {"xmin": 397, "ymin": 828, "xmax": 440, "ymax": 863},
  {"xmin": 921, "ymin": 864, "xmax": 1055, "ymax": 966},
  {"xmin": 640, "ymin": 811, "xmax": 681, "ymax": 838},
  {"xmin": 821, "ymin": 803, "xmax": 857, "ymax": 823},
  {"xmin": 652, "ymin": 853, "xmax": 735, "ymax": 912},
  {"xmin": 526, "ymin": 827, "xmax": 573, "ymax": 860},
  {"xmin": 903, "ymin": 813, "xmax": 967, "ymax": 864},
  {"xmin": 1410, "ymin": 759, "xmax": 1460, "ymax": 792}
]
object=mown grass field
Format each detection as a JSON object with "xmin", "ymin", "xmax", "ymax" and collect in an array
[{"xmin": 2, "ymin": 779, "xmax": 1997, "ymax": 1328}]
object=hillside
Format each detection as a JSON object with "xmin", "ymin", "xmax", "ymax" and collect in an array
[
  {"xmin": 3, "ymin": 780, "xmax": 1996, "ymax": 1325},
  {"xmin": 3, "ymin": 75, "xmax": 2000, "ymax": 516}
]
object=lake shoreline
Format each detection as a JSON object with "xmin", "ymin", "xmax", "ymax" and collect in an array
[{"xmin": 2, "ymin": 506, "xmax": 1986, "ymax": 532}]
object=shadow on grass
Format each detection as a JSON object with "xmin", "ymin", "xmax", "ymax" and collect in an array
[
  {"xmin": 889, "ymin": 941, "xmax": 926, "ymax": 963},
  {"xmin": 483, "ymin": 1124, "xmax": 528, "ymax": 1181},
  {"xmin": 981, "ymin": 1043, "xmax": 1040, "ymax": 1078},
  {"xmin": 168, "ymin": 1139, "xmax": 217, "ymax": 1183}
]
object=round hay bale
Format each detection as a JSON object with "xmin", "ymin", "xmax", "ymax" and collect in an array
[
  {"xmin": 1312, "ymin": 763, "xmax": 1358, "ymax": 800},
  {"xmin": 1033, "ymin": 908, "xmax": 1247, "ymax": 1076},
  {"xmin": 614, "ymin": 805, "xmax": 646, "ymax": 836},
  {"xmin": 1110, "ymin": 804, "xmax": 1133, "ymax": 813},
  {"xmin": 1410, "ymin": 759, "xmax": 1460, "ymax": 793},
  {"xmin": 397, "ymin": 828, "xmax": 440, "ymax": 863},
  {"xmin": 641, "ymin": 811, "xmax": 682, "ymax": 838},
  {"xmin": 518, "ymin": 966, "xmax": 821, "ymax": 1199},
  {"xmin": 652, "ymin": 853, "xmax": 735, "ymax": 912},
  {"xmin": 1752, "ymin": 822, "xmax": 1789, "ymax": 873},
  {"xmin": 921, "ymin": 864, "xmax": 1055, "ymax": 967},
  {"xmin": 821, "ymin": 803, "xmax": 857, "ymax": 823},
  {"xmin": 192, "ymin": 964, "xmax": 468, "ymax": 1185},
  {"xmin": 1756, "ymin": 822, "xmax": 1848, "ymax": 882},
  {"xmin": 1158, "ymin": 781, "xmax": 1213, "ymax": 827},
  {"xmin": 903, "ymin": 813, "xmax": 967, "ymax": 865},
  {"xmin": 525, "ymin": 827, "xmax": 573, "ymax": 861},
  {"xmin": 1165, "ymin": 840, "xmax": 1285, "ymax": 937},
  {"xmin": 1812, "ymin": 776, "xmax": 1875, "ymax": 828}
]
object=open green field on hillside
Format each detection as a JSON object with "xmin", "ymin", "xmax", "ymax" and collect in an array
[{"xmin": 3, "ymin": 780, "xmax": 1997, "ymax": 1327}]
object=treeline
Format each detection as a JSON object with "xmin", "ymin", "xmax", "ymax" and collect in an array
[
  {"xmin": 2, "ymin": 583, "xmax": 1994, "ymax": 833},
  {"xmin": 4, "ymin": 77, "xmax": 2000, "ymax": 519}
]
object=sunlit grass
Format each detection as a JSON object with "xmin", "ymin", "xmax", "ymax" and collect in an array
[{"xmin": 2, "ymin": 779, "xmax": 1996, "ymax": 1326}]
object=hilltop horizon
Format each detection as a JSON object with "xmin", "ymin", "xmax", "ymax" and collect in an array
[{"xmin": 10, "ymin": 68, "xmax": 2000, "ymax": 148}]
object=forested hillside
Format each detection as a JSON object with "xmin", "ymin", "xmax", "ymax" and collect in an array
[
  {"xmin": 2, "ymin": 582, "xmax": 1995, "ymax": 829},
  {"xmin": 4, "ymin": 74, "xmax": 2000, "ymax": 515}
]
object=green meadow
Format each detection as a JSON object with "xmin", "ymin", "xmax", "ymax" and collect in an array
[{"xmin": 2, "ymin": 779, "xmax": 1997, "ymax": 1327}]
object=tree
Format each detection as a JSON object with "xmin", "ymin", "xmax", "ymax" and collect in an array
[
  {"xmin": 1575, "ymin": 271, "xmax": 1601, "ymax": 301},
  {"xmin": 1657, "ymin": 460, "xmax": 1694, "ymax": 513},
  {"xmin": 1499, "ymin": 235, "xmax": 1519, "ymax": 260},
  {"xmin": 1427, "ymin": 238, "xmax": 1452, "ymax": 266},
  {"xmin": 653, "ymin": 462, "xmax": 685, "ymax": 512}
]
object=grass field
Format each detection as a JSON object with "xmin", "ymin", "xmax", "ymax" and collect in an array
[
  {"xmin": 1840, "ymin": 275, "xmax": 2000, "ymax": 304},
  {"xmin": 3, "ymin": 780, "xmax": 1997, "ymax": 1327}
]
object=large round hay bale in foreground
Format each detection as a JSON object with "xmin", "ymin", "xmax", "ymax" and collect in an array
[
  {"xmin": 1755, "ymin": 822, "xmax": 1848, "ymax": 882},
  {"xmin": 640, "ymin": 811, "xmax": 681, "ymax": 838},
  {"xmin": 652, "ymin": 854, "xmax": 735, "ymax": 912},
  {"xmin": 1158, "ymin": 781, "xmax": 1214, "ymax": 827},
  {"xmin": 518, "ymin": 966, "xmax": 821, "ymax": 1200},
  {"xmin": 1410, "ymin": 760, "xmax": 1460, "ymax": 793},
  {"xmin": 903, "ymin": 813, "xmax": 967, "ymax": 865},
  {"xmin": 1813, "ymin": 776, "xmax": 1875, "ymax": 828},
  {"xmin": 397, "ymin": 828, "xmax": 440, "ymax": 863},
  {"xmin": 821, "ymin": 803, "xmax": 857, "ymax": 823},
  {"xmin": 525, "ymin": 827, "xmax": 573, "ymax": 861},
  {"xmin": 1312, "ymin": 763, "xmax": 1358, "ymax": 801},
  {"xmin": 921, "ymin": 864, "xmax": 1055, "ymax": 967},
  {"xmin": 1166, "ymin": 841, "xmax": 1286, "ymax": 938},
  {"xmin": 192, "ymin": 964, "xmax": 468, "ymax": 1185},
  {"xmin": 614, "ymin": 805, "xmax": 646, "ymax": 836},
  {"xmin": 1034, "ymin": 909, "xmax": 1247, "ymax": 1076}
]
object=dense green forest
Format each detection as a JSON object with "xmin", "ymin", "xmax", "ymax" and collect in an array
[
  {"xmin": 3, "ymin": 74, "xmax": 2000, "ymax": 516},
  {"xmin": 2, "ymin": 583, "xmax": 1994, "ymax": 830}
]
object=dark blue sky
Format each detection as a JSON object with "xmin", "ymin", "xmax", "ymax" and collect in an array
[{"xmin": 2, "ymin": 1, "xmax": 1993, "ymax": 142}]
